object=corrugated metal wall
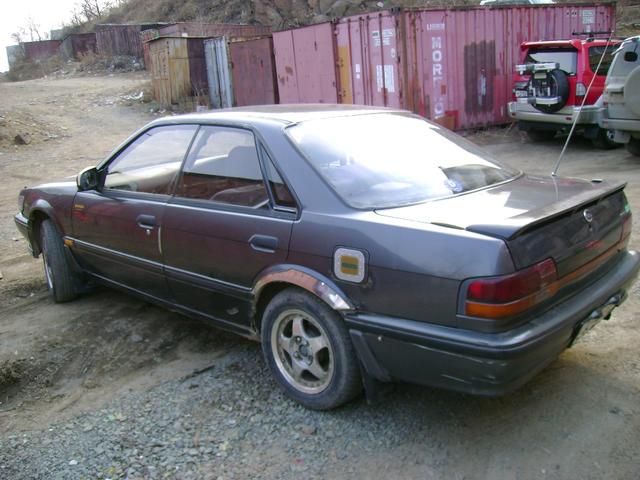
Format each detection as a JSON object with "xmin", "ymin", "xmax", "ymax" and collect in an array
[
  {"xmin": 273, "ymin": 3, "xmax": 616, "ymax": 129},
  {"xmin": 205, "ymin": 38, "xmax": 234, "ymax": 109},
  {"xmin": 335, "ymin": 12, "xmax": 404, "ymax": 108},
  {"xmin": 230, "ymin": 37, "xmax": 279, "ymax": 106},
  {"xmin": 60, "ymin": 33, "xmax": 97, "ymax": 60},
  {"xmin": 96, "ymin": 24, "xmax": 168, "ymax": 59},
  {"xmin": 273, "ymin": 23, "xmax": 339, "ymax": 104},
  {"xmin": 22, "ymin": 40, "xmax": 62, "ymax": 61}
]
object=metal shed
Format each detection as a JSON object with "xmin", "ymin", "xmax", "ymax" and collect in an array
[
  {"xmin": 21, "ymin": 40, "xmax": 62, "ymax": 62},
  {"xmin": 60, "ymin": 33, "xmax": 97, "ymax": 60},
  {"xmin": 6, "ymin": 45, "xmax": 24, "ymax": 70},
  {"xmin": 96, "ymin": 23, "xmax": 170, "ymax": 61},
  {"xmin": 148, "ymin": 37, "xmax": 209, "ymax": 107},
  {"xmin": 273, "ymin": 3, "xmax": 616, "ymax": 129}
]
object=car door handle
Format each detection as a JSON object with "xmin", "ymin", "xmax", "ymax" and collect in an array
[
  {"xmin": 137, "ymin": 214, "xmax": 156, "ymax": 230},
  {"xmin": 249, "ymin": 234, "xmax": 278, "ymax": 253}
]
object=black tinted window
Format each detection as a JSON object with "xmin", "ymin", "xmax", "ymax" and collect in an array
[
  {"xmin": 104, "ymin": 125, "xmax": 196, "ymax": 194},
  {"xmin": 589, "ymin": 45, "xmax": 617, "ymax": 76},
  {"xmin": 176, "ymin": 126, "xmax": 269, "ymax": 208}
]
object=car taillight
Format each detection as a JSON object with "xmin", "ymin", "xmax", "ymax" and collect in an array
[
  {"xmin": 576, "ymin": 82, "xmax": 587, "ymax": 97},
  {"xmin": 465, "ymin": 258, "xmax": 558, "ymax": 319}
]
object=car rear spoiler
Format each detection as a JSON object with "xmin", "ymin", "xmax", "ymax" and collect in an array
[{"xmin": 465, "ymin": 181, "xmax": 627, "ymax": 240}]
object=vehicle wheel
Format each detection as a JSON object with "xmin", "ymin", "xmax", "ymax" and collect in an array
[
  {"xmin": 627, "ymin": 137, "xmax": 640, "ymax": 156},
  {"xmin": 591, "ymin": 128, "xmax": 620, "ymax": 150},
  {"xmin": 526, "ymin": 129, "xmax": 556, "ymax": 142},
  {"xmin": 261, "ymin": 288, "xmax": 361, "ymax": 410},
  {"xmin": 40, "ymin": 219, "xmax": 79, "ymax": 302}
]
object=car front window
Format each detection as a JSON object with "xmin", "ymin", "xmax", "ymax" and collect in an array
[
  {"xmin": 287, "ymin": 113, "xmax": 518, "ymax": 209},
  {"xmin": 104, "ymin": 125, "xmax": 197, "ymax": 194}
]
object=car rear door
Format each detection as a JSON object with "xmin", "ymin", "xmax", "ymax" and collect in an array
[
  {"xmin": 71, "ymin": 125, "xmax": 198, "ymax": 300},
  {"xmin": 161, "ymin": 125, "xmax": 296, "ymax": 327}
]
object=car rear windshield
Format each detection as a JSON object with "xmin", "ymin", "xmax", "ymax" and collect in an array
[
  {"xmin": 287, "ymin": 113, "xmax": 519, "ymax": 209},
  {"xmin": 525, "ymin": 48, "xmax": 578, "ymax": 74}
]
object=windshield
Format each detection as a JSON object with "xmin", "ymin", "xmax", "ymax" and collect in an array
[{"xmin": 287, "ymin": 113, "xmax": 519, "ymax": 209}]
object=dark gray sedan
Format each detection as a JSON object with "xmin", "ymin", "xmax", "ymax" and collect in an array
[{"xmin": 14, "ymin": 105, "xmax": 639, "ymax": 409}]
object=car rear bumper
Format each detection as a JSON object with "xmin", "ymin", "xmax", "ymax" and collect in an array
[
  {"xmin": 346, "ymin": 250, "xmax": 640, "ymax": 396},
  {"xmin": 600, "ymin": 117, "xmax": 640, "ymax": 134},
  {"xmin": 508, "ymin": 102, "xmax": 600, "ymax": 126}
]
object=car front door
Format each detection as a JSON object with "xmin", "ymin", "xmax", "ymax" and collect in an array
[
  {"xmin": 71, "ymin": 124, "xmax": 198, "ymax": 300},
  {"xmin": 161, "ymin": 125, "xmax": 296, "ymax": 328}
]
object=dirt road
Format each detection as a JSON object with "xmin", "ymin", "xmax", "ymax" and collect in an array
[{"xmin": 0, "ymin": 74, "xmax": 638, "ymax": 479}]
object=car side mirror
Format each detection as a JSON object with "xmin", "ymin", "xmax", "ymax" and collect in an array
[
  {"xmin": 624, "ymin": 51, "xmax": 638, "ymax": 62},
  {"xmin": 77, "ymin": 166, "xmax": 99, "ymax": 191}
]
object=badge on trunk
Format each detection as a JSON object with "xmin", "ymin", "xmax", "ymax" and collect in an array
[{"xmin": 583, "ymin": 209, "xmax": 594, "ymax": 223}]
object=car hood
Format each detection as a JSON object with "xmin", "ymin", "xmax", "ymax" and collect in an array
[{"xmin": 375, "ymin": 174, "xmax": 626, "ymax": 240}]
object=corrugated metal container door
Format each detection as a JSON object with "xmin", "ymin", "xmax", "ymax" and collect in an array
[
  {"xmin": 273, "ymin": 23, "xmax": 338, "ymax": 103},
  {"xmin": 205, "ymin": 38, "xmax": 234, "ymax": 109},
  {"xmin": 335, "ymin": 12, "xmax": 404, "ymax": 108},
  {"xmin": 229, "ymin": 37, "xmax": 278, "ymax": 106}
]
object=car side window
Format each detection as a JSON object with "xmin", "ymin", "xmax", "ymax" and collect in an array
[
  {"xmin": 104, "ymin": 125, "xmax": 197, "ymax": 194},
  {"xmin": 176, "ymin": 126, "xmax": 269, "ymax": 208},
  {"xmin": 589, "ymin": 45, "xmax": 616, "ymax": 76}
]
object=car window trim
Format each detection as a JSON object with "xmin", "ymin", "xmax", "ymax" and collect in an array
[
  {"xmin": 257, "ymin": 143, "xmax": 299, "ymax": 215},
  {"xmin": 166, "ymin": 195, "xmax": 296, "ymax": 221},
  {"xmin": 97, "ymin": 124, "xmax": 200, "ymax": 196}
]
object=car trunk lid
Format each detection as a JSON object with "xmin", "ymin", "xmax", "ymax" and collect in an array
[{"xmin": 375, "ymin": 175, "xmax": 629, "ymax": 275}]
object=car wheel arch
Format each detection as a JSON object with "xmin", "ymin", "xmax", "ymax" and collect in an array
[
  {"xmin": 29, "ymin": 209, "xmax": 54, "ymax": 256},
  {"xmin": 251, "ymin": 265, "xmax": 354, "ymax": 333}
]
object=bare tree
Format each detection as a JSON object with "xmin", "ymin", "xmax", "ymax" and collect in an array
[
  {"xmin": 25, "ymin": 17, "xmax": 44, "ymax": 42},
  {"xmin": 10, "ymin": 29, "xmax": 25, "ymax": 44}
]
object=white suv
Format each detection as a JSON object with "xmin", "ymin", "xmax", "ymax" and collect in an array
[{"xmin": 600, "ymin": 36, "xmax": 640, "ymax": 156}]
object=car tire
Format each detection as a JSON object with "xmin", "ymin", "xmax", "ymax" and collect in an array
[
  {"xmin": 627, "ymin": 137, "xmax": 640, "ymax": 156},
  {"xmin": 526, "ymin": 129, "xmax": 556, "ymax": 142},
  {"xmin": 591, "ymin": 128, "xmax": 620, "ymax": 150},
  {"xmin": 530, "ymin": 69, "xmax": 570, "ymax": 114},
  {"xmin": 40, "ymin": 219, "xmax": 80, "ymax": 302},
  {"xmin": 261, "ymin": 288, "xmax": 361, "ymax": 410}
]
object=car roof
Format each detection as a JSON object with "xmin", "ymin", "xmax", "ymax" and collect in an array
[{"xmin": 160, "ymin": 104, "xmax": 405, "ymax": 126}]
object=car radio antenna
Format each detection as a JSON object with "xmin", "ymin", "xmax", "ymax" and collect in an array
[{"xmin": 551, "ymin": 32, "xmax": 615, "ymax": 177}]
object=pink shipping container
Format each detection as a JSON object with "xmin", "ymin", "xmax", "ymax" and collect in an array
[
  {"xmin": 273, "ymin": 3, "xmax": 616, "ymax": 129},
  {"xmin": 273, "ymin": 23, "xmax": 339, "ymax": 104}
]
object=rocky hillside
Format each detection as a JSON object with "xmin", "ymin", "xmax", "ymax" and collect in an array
[{"xmin": 97, "ymin": 0, "xmax": 639, "ymax": 33}]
